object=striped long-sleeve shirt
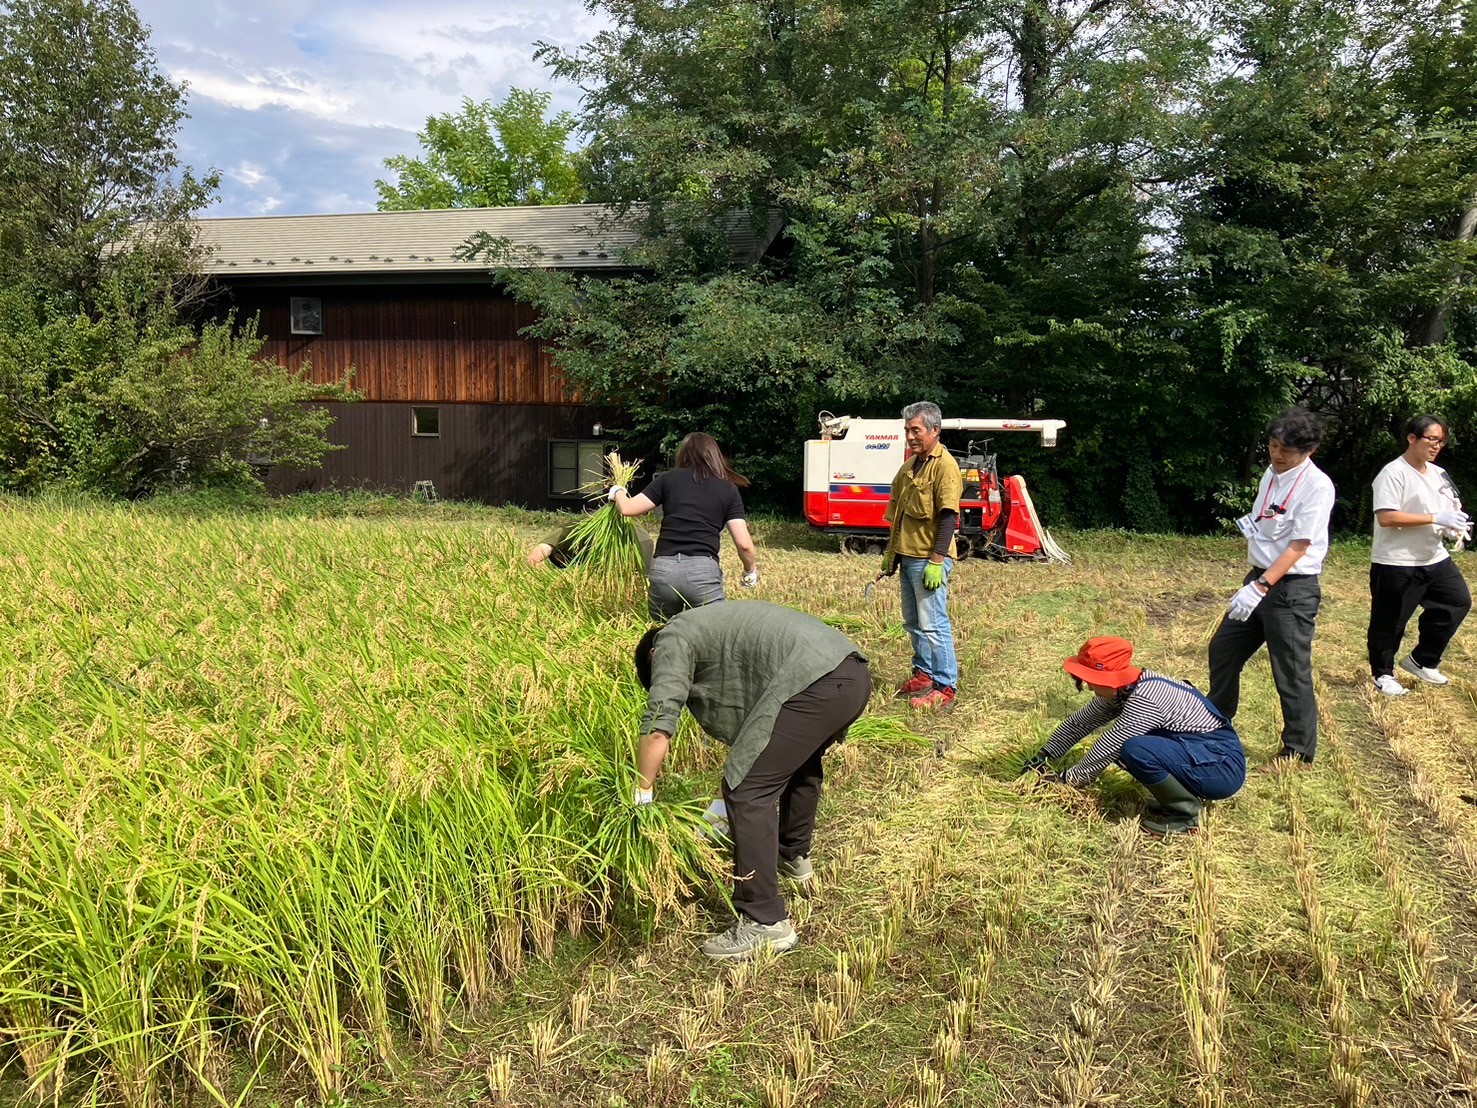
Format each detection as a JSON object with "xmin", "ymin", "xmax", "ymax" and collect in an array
[{"xmin": 1042, "ymin": 671, "xmax": 1224, "ymax": 786}]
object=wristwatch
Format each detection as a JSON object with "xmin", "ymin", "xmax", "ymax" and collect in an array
[{"xmin": 1255, "ymin": 576, "xmax": 1272, "ymax": 591}]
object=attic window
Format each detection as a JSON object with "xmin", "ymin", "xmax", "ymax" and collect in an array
[{"xmin": 290, "ymin": 297, "xmax": 323, "ymax": 335}]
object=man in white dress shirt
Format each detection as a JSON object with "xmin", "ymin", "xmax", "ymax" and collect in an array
[
  {"xmin": 1208, "ymin": 408, "xmax": 1336, "ymax": 765},
  {"xmin": 1367, "ymin": 415, "xmax": 1472, "ymax": 695}
]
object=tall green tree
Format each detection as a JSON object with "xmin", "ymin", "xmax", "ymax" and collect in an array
[
  {"xmin": 488, "ymin": 0, "xmax": 1206, "ymax": 517},
  {"xmin": 376, "ymin": 88, "xmax": 584, "ymax": 210},
  {"xmin": 0, "ymin": 0, "xmax": 216, "ymax": 308},
  {"xmin": 0, "ymin": 0, "xmax": 345, "ymax": 497},
  {"xmin": 1176, "ymin": 0, "xmax": 1477, "ymax": 527}
]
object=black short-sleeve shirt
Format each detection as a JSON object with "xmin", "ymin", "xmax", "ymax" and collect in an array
[{"xmin": 643, "ymin": 468, "xmax": 747, "ymax": 558}]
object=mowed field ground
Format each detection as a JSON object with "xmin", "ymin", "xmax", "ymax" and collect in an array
[{"xmin": 3, "ymin": 498, "xmax": 1477, "ymax": 1107}]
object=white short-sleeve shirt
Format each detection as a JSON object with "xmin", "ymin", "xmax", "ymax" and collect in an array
[
  {"xmin": 1246, "ymin": 457, "xmax": 1336, "ymax": 575},
  {"xmin": 1371, "ymin": 457, "xmax": 1459, "ymax": 567}
]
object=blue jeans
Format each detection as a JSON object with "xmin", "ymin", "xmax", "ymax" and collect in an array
[
  {"xmin": 898, "ymin": 556, "xmax": 958, "ymax": 689},
  {"xmin": 1117, "ymin": 729, "xmax": 1246, "ymax": 801}
]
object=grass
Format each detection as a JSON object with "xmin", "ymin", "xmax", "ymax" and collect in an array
[{"xmin": 1, "ymin": 500, "xmax": 1476, "ymax": 1106}]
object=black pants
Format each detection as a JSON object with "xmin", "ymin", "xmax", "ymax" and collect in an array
[
  {"xmin": 1367, "ymin": 559, "xmax": 1471, "ymax": 676},
  {"xmin": 723, "ymin": 655, "xmax": 871, "ymax": 925},
  {"xmin": 1208, "ymin": 571, "xmax": 1321, "ymax": 761}
]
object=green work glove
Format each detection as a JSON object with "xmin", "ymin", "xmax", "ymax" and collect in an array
[
  {"xmin": 879, "ymin": 551, "xmax": 896, "ymax": 577},
  {"xmin": 923, "ymin": 561, "xmax": 945, "ymax": 590}
]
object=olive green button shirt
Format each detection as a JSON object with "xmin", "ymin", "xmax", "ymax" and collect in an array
[
  {"xmin": 884, "ymin": 442, "xmax": 964, "ymax": 558},
  {"xmin": 639, "ymin": 601, "xmax": 868, "ymax": 790}
]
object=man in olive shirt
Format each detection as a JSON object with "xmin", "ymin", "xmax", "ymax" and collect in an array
[
  {"xmin": 883, "ymin": 401, "xmax": 964, "ymax": 711},
  {"xmin": 633, "ymin": 601, "xmax": 871, "ymax": 960}
]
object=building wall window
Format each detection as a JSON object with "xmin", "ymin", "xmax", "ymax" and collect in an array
[
  {"xmin": 550, "ymin": 439, "xmax": 606, "ymax": 497},
  {"xmin": 290, "ymin": 296, "xmax": 323, "ymax": 335},
  {"xmin": 411, "ymin": 407, "xmax": 440, "ymax": 437}
]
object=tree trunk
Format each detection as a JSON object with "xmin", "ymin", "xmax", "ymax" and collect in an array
[{"xmin": 1415, "ymin": 193, "xmax": 1477, "ymax": 347}]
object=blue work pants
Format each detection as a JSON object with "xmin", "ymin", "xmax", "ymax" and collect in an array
[{"xmin": 898, "ymin": 555, "xmax": 958, "ymax": 690}]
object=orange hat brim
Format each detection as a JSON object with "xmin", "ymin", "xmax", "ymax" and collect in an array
[{"xmin": 1062, "ymin": 656, "xmax": 1142, "ymax": 688}]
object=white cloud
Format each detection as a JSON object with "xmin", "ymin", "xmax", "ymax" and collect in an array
[{"xmin": 133, "ymin": 0, "xmax": 609, "ymax": 216}]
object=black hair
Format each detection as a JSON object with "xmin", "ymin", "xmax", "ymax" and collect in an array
[
  {"xmin": 1266, "ymin": 407, "xmax": 1323, "ymax": 452},
  {"xmin": 634, "ymin": 624, "xmax": 663, "ymax": 689},
  {"xmin": 1405, "ymin": 414, "xmax": 1448, "ymax": 441}
]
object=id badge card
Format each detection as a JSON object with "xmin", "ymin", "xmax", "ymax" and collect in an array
[{"xmin": 1236, "ymin": 513, "xmax": 1258, "ymax": 540}]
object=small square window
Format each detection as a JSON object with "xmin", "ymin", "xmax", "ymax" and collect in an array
[
  {"xmin": 290, "ymin": 296, "xmax": 323, "ymax": 334},
  {"xmin": 412, "ymin": 407, "xmax": 440, "ymax": 437},
  {"xmin": 549, "ymin": 439, "xmax": 607, "ymax": 497}
]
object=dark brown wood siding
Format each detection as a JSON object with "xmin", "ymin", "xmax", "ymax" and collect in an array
[
  {"xmin": 223, "ymin": 284, "xmax": 578, "ymax": 404},
  {"xmin": 267, "ymin": 402, "xmax": 616, "ymax": 507}
]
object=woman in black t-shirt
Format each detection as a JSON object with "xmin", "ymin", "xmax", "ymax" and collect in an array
[{"xmin": 609, "ymin": 432, "xmax": 760, "ymax": 619}]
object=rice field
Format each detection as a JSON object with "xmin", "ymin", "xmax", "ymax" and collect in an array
[{"xmin": 3, "ymin": 498, "xmax": 1477, "ymax": 1107}]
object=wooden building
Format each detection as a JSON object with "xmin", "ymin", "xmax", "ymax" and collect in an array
[{"xmin": 197, "ymin": 205, "xmax": 775, "ymax": 505}]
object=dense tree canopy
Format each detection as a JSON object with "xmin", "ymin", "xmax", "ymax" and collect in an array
[
  {"xmin": 489, "ymin": 0, "xmax": 1477, "ymax": 527},
  {"xmin": 377, "ymin": 89, "xmax": 584, "ymax": 210}
]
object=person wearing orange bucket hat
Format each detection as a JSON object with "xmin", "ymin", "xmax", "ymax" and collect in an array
[{"xmin": 1019, "ymin": 637, "xmax": 1247, "ymax": 836}]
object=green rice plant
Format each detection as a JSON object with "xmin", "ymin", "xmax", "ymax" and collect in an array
[
  {"xmin": 0, "ymin": 501, "xmax": 730, "ymax": 1104},
  {"xmin": 561, "ymin": 452, "xmax": 647, "ymax": 605}
]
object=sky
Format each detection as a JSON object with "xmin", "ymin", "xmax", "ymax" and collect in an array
[{"xmin": 131, "ymin": 1, "xmax": 608, "ymax": 218}]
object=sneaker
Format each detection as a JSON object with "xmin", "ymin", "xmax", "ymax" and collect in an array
[
  {"xmin": 1373, "ymin": 674, "xmax": 1409, "ymax": 698},
  {"xmin": 895, "ymin": 669, "xmax": 933, "ymax": 698},
  {"xmin": 700, "ymin": 916, "xmax": 798, "ymax": 961},
  {"xmin": 909, "ymin": 684, "xmax": 956, "ymax": 712},
  {"xmin": 1400, "ymin": 655, "xmax": 1450, "ymax": 686},
  {"xmin": 778, "ymin": 855, "xmax": 814, "ymax": 883}
]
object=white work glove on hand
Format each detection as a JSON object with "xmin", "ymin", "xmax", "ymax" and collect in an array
[
  {"xmin": 1434, "ymin": 508, "xmax": 1470, "ymax": 533},
  {"xmin": 607, "ymin": 485, "xmax": 627, "ymax": 502},
  {"xmin": 1227, "ymin": 582, "xmax": 1266, "ymax": 622},
  {"xmin": 632, "ymin": 786, "xmax": 654, "ymax": 806},
  {"xmin": 700, "ymin": 797, "xmax": 730, "ymax": 840},
  {"xmin": 740, "ymin": 568, "xmax": 759, "ymax": 588}
]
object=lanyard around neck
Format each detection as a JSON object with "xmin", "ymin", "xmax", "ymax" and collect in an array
[{"xmin": 1258, "ymin": 464, "xmax": 1307, "ymax": 520}]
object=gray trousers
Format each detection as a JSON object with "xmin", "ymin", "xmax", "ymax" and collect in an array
[
  {"xmin": 1208, "ymin": 571, "xmax": 1321, "ymax": 761},
  {"xmin": 647, "ymin": 553, "xmax": 726, "ymax": 621}
]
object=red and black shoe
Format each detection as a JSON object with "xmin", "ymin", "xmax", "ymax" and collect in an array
[
  {"xmin": 909, "ymin": 684, "xmax": 956, "ymax": 712},
  {"xmin": 894, "ymin": 669, "xmax": 933, "ymax": 698}
]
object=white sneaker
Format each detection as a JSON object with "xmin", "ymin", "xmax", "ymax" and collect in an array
[
  {"xmin": 1399, "ymin": 655, "xmax": 1450, "ymax": 686},
  {"xmin": 700, "ymin": 916, "xmax": 798, "ymax": 960},
  {"xmin": 1374, "ymin": 674, "xmax": 1409, "ymax": 697}
]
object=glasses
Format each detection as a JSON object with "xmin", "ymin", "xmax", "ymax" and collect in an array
[{"xmin": 1420, "ymin": 434, "xmax": 1447, "ymax": 446}]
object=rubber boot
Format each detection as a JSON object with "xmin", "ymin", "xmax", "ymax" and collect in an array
[{"xmin": 1139, "ymin": 774, "xmax": 1202, "ymax": 836}]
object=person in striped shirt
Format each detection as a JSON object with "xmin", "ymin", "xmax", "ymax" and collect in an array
[{"xmin": 1020, "ymin": 637, "xmax": 1247, "ymax": 836}]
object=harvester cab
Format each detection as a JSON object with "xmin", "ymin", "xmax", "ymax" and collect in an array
[{"xmin": 803, "ymin": 413, "xmax": 1070, "ymax": 563}]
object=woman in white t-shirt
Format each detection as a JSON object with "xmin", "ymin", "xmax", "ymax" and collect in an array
[{"xmin": 1368, "ymin": 415, "xmax": 1473, "ymax": 696}]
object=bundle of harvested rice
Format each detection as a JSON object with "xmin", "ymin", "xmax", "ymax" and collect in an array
[{"xmin": 565, "ymin": 452, "xmax": 648, "ymax": 583}]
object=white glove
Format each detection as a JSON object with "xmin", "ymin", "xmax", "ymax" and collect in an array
[
  {"xmin": 1227, "ymin": 581, "xmax": 1265, "ymax": 622},
  {"xmin": 607, "ymin": 485, "xmax": 627, "ymax": 502},
  {"xmin": 740, "ymin": 568, "xmax": 759, "ymax": 588},
  {"xmin": 632, "ymin": 786, "xmax": 653, "ymax": 806},
  {"xmin": 1434, "ymin": 508, "xmax": 1470, "ymax": 532},
  {"xmin": 700, "ymin": 797, "xmax": 730, "ymax": 840}
]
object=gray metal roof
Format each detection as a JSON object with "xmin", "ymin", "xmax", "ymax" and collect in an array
[{"xmin": 194, "ymin": 203, "xmax": 778, "ymax": 277}]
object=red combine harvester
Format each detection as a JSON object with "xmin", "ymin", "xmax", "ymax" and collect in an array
[{"xmin": 803, "ymin": 413, "xmax": 1070, "ymax": 562}]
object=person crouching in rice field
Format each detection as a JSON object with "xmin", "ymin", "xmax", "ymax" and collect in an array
[
  {"xmin": 526, "ymin": 520, "xmax": 655, "ymax": 570},
  {"xmin": 1367, "ymin": 414, "xmax": 1473, "ymax": 696},
  {"xmin": 1019, "ymin": 637, "xmax": 1246, "ymax": 837},
  {"xmin": 607, "ymin": 432, "xmax": 760, "ymax": 620},
  {"xmin": 632, "ymin": 601, "xmax": 871, "ymax": 960}
]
